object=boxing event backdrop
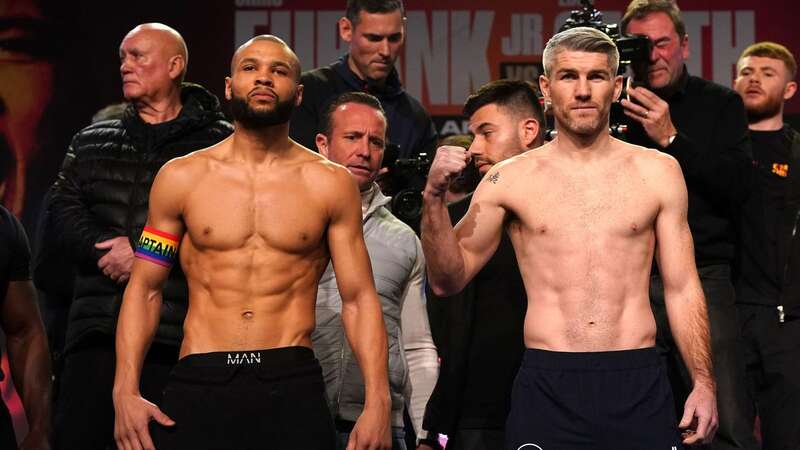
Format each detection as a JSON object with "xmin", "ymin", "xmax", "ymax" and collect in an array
[{"xmin": 0, "ymin": 0, "xmax": 798, "ymax": 440}]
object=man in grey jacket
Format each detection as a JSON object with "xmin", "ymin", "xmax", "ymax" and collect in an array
[{"xmin": 312, "ymin": 91, "xmax": 439, "ymax": 450}]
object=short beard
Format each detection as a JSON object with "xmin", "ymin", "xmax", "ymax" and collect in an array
[
  {"xmin": 746, "ymin": 95, "xmax": 783, "ymax": 124},
  {"xmin": 230, "ymin": 91, "xmax": 295, "ymax": 129},
  {"xmin": 556, "ymin": 103, "xmax": 610, "ymax": 139}
]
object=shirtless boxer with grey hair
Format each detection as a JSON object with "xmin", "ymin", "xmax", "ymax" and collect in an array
[{"xmin": 422, "ymin": 26, "xmax": 718, "ymax": 450}]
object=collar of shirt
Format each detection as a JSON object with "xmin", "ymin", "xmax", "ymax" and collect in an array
[
  {"xmin": 332, "ymin": 55, "xmax": 405, "ymax": 98},
  {"xmin": 361, "ymin": 183, "xmax": 391, "ymax": 221}
]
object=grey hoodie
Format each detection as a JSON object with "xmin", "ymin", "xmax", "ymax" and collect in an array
[{"xmin": 312, "ymin": 184, "xmax": 438, "ymax": 439}]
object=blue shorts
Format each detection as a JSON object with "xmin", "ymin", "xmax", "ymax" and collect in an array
[{"xmin": 505, "ymin": 347, "xmax": 684, "ymax": 450}]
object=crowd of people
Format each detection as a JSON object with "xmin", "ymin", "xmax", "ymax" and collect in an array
[{"xmin": 0, "ymin": 0, "xmax": 798, "ymax": 449}]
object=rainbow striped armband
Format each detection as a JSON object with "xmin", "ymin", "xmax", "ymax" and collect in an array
[{"xmin": 135, "ymin": 227, "xmax": 179, "ymax": 268}]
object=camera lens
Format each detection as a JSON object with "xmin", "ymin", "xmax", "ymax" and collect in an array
[{"xmin": 392, "ymin": 189, "xmax": 423, "ymax": 223}]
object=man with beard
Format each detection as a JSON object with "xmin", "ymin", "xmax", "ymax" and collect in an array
[
  {"xmin": 423, "ymin": 80, "xmax": 544, "ymax": 450},
  {"xmin": 289, "ymin": 0, "xmax": 436, "ymax": 161},
  {"xmin": 113, "ymin": 35, "xmax": 392, "ymax": 450},
  {"xmin": 422, "ymin": 27, "xmax": 718, "ymax": 449},
  {"xmin": 47, "ymin": 23, "xmax": 233, "ymax": 450},
  {"xmin": 733, "ymin": 42, "xmax": 800, "ymax": 449},
  {"xmin": 619, "ymin": 2, "xmax": 756, "ymax": 448}
]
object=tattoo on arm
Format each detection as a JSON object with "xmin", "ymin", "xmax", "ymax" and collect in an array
[{"xmin": 487, "ymin": 172, "xmax": 500, "ymax": 184}]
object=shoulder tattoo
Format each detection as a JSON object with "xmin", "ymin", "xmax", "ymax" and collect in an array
[{"xmin": 487, "ymin": 171, "xmax": 500, "ymax": 184}]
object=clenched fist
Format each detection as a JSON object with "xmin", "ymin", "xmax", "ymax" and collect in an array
[{"xmin": 424, "ymin": 145, "xmax": 472, "ymax": 197}]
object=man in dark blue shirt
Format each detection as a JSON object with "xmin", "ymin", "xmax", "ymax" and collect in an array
[{"xmin": 289, "ymin": 0, "xmax": 436, "ymax": 161}]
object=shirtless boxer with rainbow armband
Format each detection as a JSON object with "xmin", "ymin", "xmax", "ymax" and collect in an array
[{"xmin": 112, "ymin": 35, "xmax": 392, "ymax": 450}]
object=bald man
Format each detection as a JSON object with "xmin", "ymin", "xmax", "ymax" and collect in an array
[
  {"xmin": 48, "ymin": 23, "xmax": 232, "ymax": 449},
  {"xmin": 112, "ymin": 35, "xmax": 391, "ymax": 450}
]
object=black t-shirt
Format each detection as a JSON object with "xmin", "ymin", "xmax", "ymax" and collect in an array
[
  {"xmin": 0, "ymin": 205, "xmax": 32, "ymax": 381},
  {"xmin": 0, "ymin": 205, "xmax": 31, "ymax": 304},
  {"xmin": 424, "ymin": 194, "xmax": 526, "ymax": 431},
  {"xmin": 737, "ymin": 130, "xmax": 791, "ymax": 305}
]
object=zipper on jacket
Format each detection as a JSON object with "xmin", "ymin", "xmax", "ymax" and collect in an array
[{"xmin": 779, "ymin": 209, "xmax": 800, "ymax": 323}]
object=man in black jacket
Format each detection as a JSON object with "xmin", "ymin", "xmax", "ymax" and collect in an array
[
  {"xmin": 733, "ymin": 41, "xmax": 800, "ymax": 450},
  {"xmin": 423, "ymin": 80, "xmax": 544, "ymax": 450},
  {"xmin": 289, "ymin": 0, "xmax": 436, "ymax": 161},
  {"xmin": 47, "ymin": 23, "xmax": 232, "ymax": 450},
  {"xmin": 620, "ymin": 2, "xmax": 756, "ymax": 449}
]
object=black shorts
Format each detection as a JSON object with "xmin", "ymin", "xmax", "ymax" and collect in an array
[
  {"xmin": 152, "ymin": 346, "xmax": 336, "ymax": 450},
  {"xmin": 505, "ymin": 347, "xmax": 684, "ymax": 450}
]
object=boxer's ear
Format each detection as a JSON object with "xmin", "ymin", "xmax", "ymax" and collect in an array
[{"xmin": 316, "ymin": 133, "xmax": 330, "ymax": 156}]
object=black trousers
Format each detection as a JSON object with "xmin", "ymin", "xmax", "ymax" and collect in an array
[
  {"xmin": 738, "ymin": 303, "xmax": 800, "ymax": 450},
  {"xmin": 152, "ymin": 346, "xmax": 336, "ymax": 450},
  {"xmin": 53, "ymin": 337, "xmax": 177, "ymax": 450},
  {"xmin": 651, "ymin": 264, "xmax": 759, "ymax": 450}
]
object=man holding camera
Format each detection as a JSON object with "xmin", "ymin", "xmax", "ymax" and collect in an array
[
  {"xmin": 620, "ymin": 1, "xmax": 756, "ymax": 449},
  {"xmin": 733, "ymin": 41, "xmax": 800, "ymax": 449}
]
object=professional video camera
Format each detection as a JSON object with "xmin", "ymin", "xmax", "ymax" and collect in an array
[
  {"xmin": 556, "ymin": 0, "xmax": 653, "ymax": 139},
  {"xmin": 561, "ymin": 0, "xmax": 651, "ymax": 83},
  {"xmin": 380, "ymin": 144, "xmax": 431, "ymax": 232}
]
